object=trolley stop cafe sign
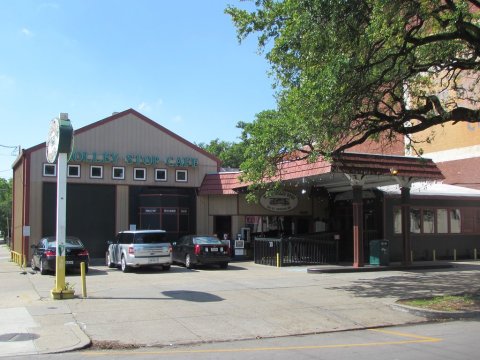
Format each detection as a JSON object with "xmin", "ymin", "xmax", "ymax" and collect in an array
[
  {"xmin": 260, "ymin": 191, "xmax": 299, "ymax": 212},
  {"xmin": 70, "ymin": 151, "xmax": 199, "ymax": 167}
]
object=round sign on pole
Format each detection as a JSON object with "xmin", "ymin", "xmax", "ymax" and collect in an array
[{"xmin": 46, "ymin": 115, "xmax": 74, "ymax": 164}]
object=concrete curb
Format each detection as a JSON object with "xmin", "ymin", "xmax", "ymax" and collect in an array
[
  {"xmin": 307, "ymin": 264, "xmax": 454, "ymax": 274},
  {"xmin": 34, "ymin": 322, "xmax": 91, "ymax": 355},
  {"xmin": 390, "ymin": 303, "xmax": 480, "ymax": 320}
]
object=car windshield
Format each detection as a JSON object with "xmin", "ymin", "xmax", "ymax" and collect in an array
[
  {"xmin": 45, "ymin": 237, "xmax": 83, "ymax": 248},
  {"xmin": 135, "ymin": 232, "xmax": 167, "ymax": 244},
  {"xmin": 193, "ymin": 237, "xmax": 222, "ymax": 245},
  {"xmin": 66, "ymin": 237, "xmax": 83, "ymax": 246}
]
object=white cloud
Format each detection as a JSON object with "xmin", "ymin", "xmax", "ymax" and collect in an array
[
  {"xmin": 137, "ymin": 98, "xmax": 163, "ymax": 113},
  {"xmin": 138, "ymin": 102, "xmax": 151, "ymax": 112},
  {"xmin": 20, "ymin": 28, "xmax": 34, "ymax": 37}
]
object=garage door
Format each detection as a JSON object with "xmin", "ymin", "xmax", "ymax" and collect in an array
[{"xmin": 42, "ymin": 183, "xmax": 115, "ymax": 258}]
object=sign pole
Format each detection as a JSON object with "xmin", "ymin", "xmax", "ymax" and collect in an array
[
  {"xmin": 54, "ymin": 152, "xmax": 67, "ymax": 293},
  {"xmin": 46, "ymin": 113, "xmax": 74, "ymax": 299}
]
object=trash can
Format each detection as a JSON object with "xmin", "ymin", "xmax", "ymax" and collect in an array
[{"xmin": 369, "ymin": 239, "xmax": 389, "ymax": 266}]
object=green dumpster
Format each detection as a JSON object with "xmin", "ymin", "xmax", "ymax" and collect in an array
[{"xmin": 369, "ymin": 239, "xmax": 389, "ymax": 266}]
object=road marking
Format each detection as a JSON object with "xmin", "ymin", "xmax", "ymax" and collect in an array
[{"xmin": 85, "ymin": 328, "xmax": 442, "ymax": 356}]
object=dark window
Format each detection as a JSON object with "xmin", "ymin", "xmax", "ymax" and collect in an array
[
  {"xmin": 90, "ymin": 166, "xmax": 103, "ymax": 179},
  {"xmin": 175, "ymin": 169, "xmax": 187, "ymax": 182},
  {"xmin": 155, "ymin": 169, "xmax": 167, "ymax": 181},
  {"xmin": 112, "ymin": 167, "xmax": 125, "ymax": 180},
  {"xmin": 134, "ymin": 232, "xmax": 167, "ymax": 244},
  {"xmin": 43, "ymin": 164, "xmax": 56, "ymax": 177},
  {"xmin": 134, "ymin": 168, "xmax": 146, "ymax": 181},
  {"xmin": 68, "ymin": 165, "xmax": 80, "ymax": 177}
]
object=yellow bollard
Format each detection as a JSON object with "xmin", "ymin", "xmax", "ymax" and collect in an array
[
  {"xmin": 433, "ymin": 249, "xmax": 436, "ymax": 262},
  {"xmin": 80, "ymin": 262, "xmax": 87, "ymax": 298},
  {"xmin": 276, "ymin": 253, "xmax": 280, "ymax": 268}
]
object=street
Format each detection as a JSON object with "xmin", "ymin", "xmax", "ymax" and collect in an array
[{"xmin": 9, "ymin": 320, "xmax": 480, "ymax": 360}]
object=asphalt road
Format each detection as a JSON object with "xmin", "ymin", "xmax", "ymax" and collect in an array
[{"xmin": 7, "ymin": 320, "xmax": 479, "ymax": 360}]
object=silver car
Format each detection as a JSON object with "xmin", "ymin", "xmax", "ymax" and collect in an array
[{"xmin": 106, "ymin": 230, "xmax": 172, "ymax": 272}]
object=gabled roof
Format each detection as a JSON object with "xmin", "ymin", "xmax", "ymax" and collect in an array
[
  {"xmin": 198, "ymin": 152, "xmax": 444, "ymax": 195},
  {"xmin": 21, "ymin": 108, "xmax": 221, "ymax": 166},
  {"xmin": 198, "ymin": 172, "xmax": 242, "ymax": 195}
]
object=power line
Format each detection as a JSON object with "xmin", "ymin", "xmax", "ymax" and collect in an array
[{"xmin": 0, "ymin": 145, "xmax": 20, "ymax": 156}]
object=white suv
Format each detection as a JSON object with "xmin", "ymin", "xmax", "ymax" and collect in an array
[{"xmin": 106, "ymin": 230, "xmax": 172, "ymax": 272}]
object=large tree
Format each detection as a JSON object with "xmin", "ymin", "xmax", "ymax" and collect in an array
[
  {"xmin": 196, "ymin": 136, "xmax": 246, "ymax": 169},
  {"xmin": 226, "ymin": 0, "xmax": 480, "ymax": 184},
  {"xmin": 0, "ymin": 178, "xmax": 12, "ymax": 240}
]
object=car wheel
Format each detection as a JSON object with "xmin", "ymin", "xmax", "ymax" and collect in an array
[
  {"xmin": 185, "ymin": 254, "xmax": 193, "ymax": 269},
  {"xmin": 40, "ymin": 259, "xmax": 48, "ymax": 275},
  {"xmin": 220, "ymin": 262, "xmax": 228, "ymax": 269},
  {"xmin": 162, "ymin": 265, "xmax": 171, "ymax": 271},
  {"xmin": 85, "ymin": 264, "xmax": 89, "ymax": 274},
  {"xmin": 121, "ymin": 255, "xmax": 129, "ymax": 273},
  {"xmin": 106, "ymin": 252, "xmax": 115, "ymax": 268}
]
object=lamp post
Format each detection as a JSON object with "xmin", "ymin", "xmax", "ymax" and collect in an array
[{"xmin": 46, "ymin": 113, "xmax": 74, "ymax": 299}]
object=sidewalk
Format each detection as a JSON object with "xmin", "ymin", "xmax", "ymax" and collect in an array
[
  {"xmin": 0, "ymin": 245, "xmax": 89, "ymax": 357},
  {"xmin": 1, "ymin": 243, "xmax": 479, "ymax": 356}
]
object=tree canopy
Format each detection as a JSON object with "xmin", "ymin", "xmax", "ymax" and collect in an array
[
  {"xmin": 0, "ymin": 178, "xmax": 12, "ymax": 240},
  {"xmin": 196, "ymin": 137, "xmax": 246, "ymax": 169},
  {"xmin": 226, "ymin": 0, "xmax": 480, "ymax": 184}
]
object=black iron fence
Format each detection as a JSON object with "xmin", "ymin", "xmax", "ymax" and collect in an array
[{"xmin": 254, "ymin": 232, "xmax": 339, "ymax": 266}]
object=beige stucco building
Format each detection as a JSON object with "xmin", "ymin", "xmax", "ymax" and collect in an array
[{"xmin": 12, "ymin": 108, "xmax": 480, "ymax": 268}]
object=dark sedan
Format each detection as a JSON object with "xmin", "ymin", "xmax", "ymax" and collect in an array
[
  {"xmin": 172, "ymin": 235, "xmax": 230, "ymax": 269},
  {"xmin": 31, "ymin": 236, "xmax": 90, "ymax": 275}
]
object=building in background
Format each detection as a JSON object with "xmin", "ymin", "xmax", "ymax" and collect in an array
[{"xmin": 10, "ymin": 109, "xmax": 480, "ymax": 267}]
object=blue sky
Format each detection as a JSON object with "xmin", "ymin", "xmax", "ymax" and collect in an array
[{"xmin": 0, "ymin": 0, "xmax": 276, "ymax": 179}]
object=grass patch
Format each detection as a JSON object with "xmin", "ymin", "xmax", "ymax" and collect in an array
[{"xmin": 398, "ymin": 292, "xmax": 480, "ymax": 312}]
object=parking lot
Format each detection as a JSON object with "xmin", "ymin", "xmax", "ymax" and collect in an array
[
  {"xmin": 4, "ymin": 242, "xmax": 480, "ymax": 353},
  {"xmin": 25, "ymin": 258, "xmax": 464, "ymax": 347}
]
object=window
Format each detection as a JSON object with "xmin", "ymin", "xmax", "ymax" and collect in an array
[
  {"xmin": 450, "ymin": 209, "xmax": 461, "ymax": 233},
  {"xmin": 112, "ymin": 167, "xmax": 125, "ymax": 180},
  {"xmin": 410, "ymin": 208, "xmax": 421, "ymax": 234},
  {"xmin": 90, "ymin": 165, "xmax": 103, "ymax": 179},
  {"xmin": 67, "ymin": 164, "xmax": 80, "ymax": 178},
  {"xmin": 437, "ymin": 209, "xmax": 448, "ymax": 233},
  {"xmin": 175, "ymin": 169, "xmax": 187, "ymax": 182},
  {"xmin": 43, "ymin": 163, "xmax": 56, "ymax": 177},
  {"xmin": 134, "ymin": 168, "xmax": 146, "ymax": 181},
  {"xmin": 393, "ymin": 208, "xmax": 402, "ymax": 234},
  {"xmin": 155, "ymin": 168, "xmax": 167, "ymax": 182},
  {"xmin": 394, "ymin": 206, "xmax": 468, "ymax": 234},
  {"xmin": 422, "ymin": 209, "xmax": 435, "ymax": 234}
]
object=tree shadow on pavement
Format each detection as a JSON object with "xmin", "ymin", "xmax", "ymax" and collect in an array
[
  {"xmin": 162, "ymin": 290, "xmax": 224, "ymax": 302},
  {"xmin": 326, "ymin": 268, "xmax": 480, "ymax": 299}
]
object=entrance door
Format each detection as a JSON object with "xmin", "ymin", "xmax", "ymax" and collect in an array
[
  {"xmin": 214, "ymin": 216, "xmax": 231, "ymax": 240},
  {"xmin": 332, "ymin": 195, "xmax": 383, "ymax": 262}
]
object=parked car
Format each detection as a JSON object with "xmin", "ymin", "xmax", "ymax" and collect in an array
[
  {"xmin": 31, "ymin": 236, "xmax": 90, "ymax": 275},
  {"xmin": 106, "ymin": 230, "xmax": 172, "ymax": 272},
  {"xmin": 172, "ymin": 235, "xmax": 229, "ymax": 269}
]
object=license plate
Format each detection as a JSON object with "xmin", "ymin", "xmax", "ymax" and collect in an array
[
  {"xmin": 148, "ymin": 257, "xmax": 159, "ymax": 263},
  {"xmin": 65, "ymin": 261, "xmax": 73, "ymax": 265},
  {"xmin": 210, "ymin": 247, "xmax": 218, "ymax": 252}
]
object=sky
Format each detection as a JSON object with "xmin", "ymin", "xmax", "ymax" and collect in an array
[{"xmin": 0, "ymin": 0, "xmax": 277, "ymax": 179}]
